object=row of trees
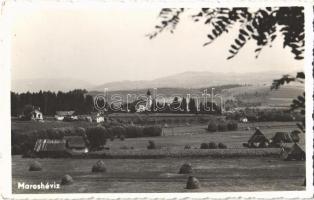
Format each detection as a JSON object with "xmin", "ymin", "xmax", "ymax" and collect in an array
[
  {"xmin": 96, "ymin": 96, "xmax": 221, "ymax": 114},
  {"xmin": 11, "ymin": 90, "xmax": 222, "ymax": 117},
  {"xmin": 11, "ymin": 89, "xmax": 94, "ymax": 116}
]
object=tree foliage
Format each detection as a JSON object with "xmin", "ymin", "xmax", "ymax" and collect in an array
[{"xmin": 148, "ymin": 7, "xmax": 304, "ymax": 59}]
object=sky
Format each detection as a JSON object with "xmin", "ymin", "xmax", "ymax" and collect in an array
[{"xmin": 11, "ymin": 4, "xmax": 303, "ymax": 85}]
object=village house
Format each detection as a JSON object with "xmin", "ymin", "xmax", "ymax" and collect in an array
[
  {"xmin": 55, "ymin": 110, "xmax": 76, "ymax": 121},
  {"xmin": 31, "ymin": 108, "xmax": 43, "ymax": 121}
]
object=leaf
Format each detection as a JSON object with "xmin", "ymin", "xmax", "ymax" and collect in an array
[
  {"xmin": 205, "ymin": 18, "xmax": 212, "ymax": 24},
  {"xmin": 296, "ymin": 72, "xmax": 305, "ymax": 79},
  {"xmin": 240, "ymin": 29, "xmax": 249, "ymax": 36},
  {"xmin": 235, "ymin": 39, "xmax": 242, "ymax": 46},
  {"xmin": 255, "ymin": 48, "xmax": 262, "ymax": 52},
  {"xmin": 239, "ymin": 34, "xmax": 246, "ymax": 41},
  {"xmin": 207, "ymin": 34, "xmax": 214, "ymax": 40},
  {"xmin": 270, "ymin": 34, "xmax": 277, "ymax": 42},
  {"xmin": 246, "ymin": 25, "xmax": 254, "ymax": 32},
  {"xmin": 227, "ymin": 55, "xmax": 235, "ymax": 60},
  {"xmin": 231, "ymin": 44, "xmax": 238, "ymax": 50},
  {"xmin": 229, "ymin": 49, "xmax": 236, "ymax": 54}
]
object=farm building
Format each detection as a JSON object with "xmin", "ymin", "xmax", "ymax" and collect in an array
[
  {"xmin": 55, "ymin": 111, "xmax": 76, "ymax": 121},
  {"xmin": 243, "ymin": 128, "xmax": 270, "ymax": 148},
  {"xmin": 33, "ymin": 139, "xmax": 69, "ymax": 157},
  {"xmin": 90, "ymin": 112, "xmax": 104, "ymax": 123},
  {"xmin": 31, "ymin": 109, "xmax": 43, "ymax": 121},
  {"xmin": 64, "ymin": 136, "xmax": 88, "ymax": 153},
  {"xmin": 270, "ymin": 132, "xmax": 293, "ymax": 147},
  {"xmin": 280, "ymin": 143, "xmax": 305, "ymax": 161}
]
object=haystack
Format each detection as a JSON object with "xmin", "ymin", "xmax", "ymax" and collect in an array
[
  {"xmin": 280, "ymin": 143, "xmax": 305, "ymax": 161},
  {"xmin": 92, "ymin": 160, "xmax": 107, "ymax": 172},
  {"xmin": 29, "ymin": 161, "xmax": 42, "ymax": 171},
  {"xmin": 271, "ymin": 132, "xmax": 293, "ymax": 145},
  {"xmin": 61, "ymin": 174, "xmax": 74, "ymax": 185},
  {"xmin": 186, "ymin": 176, "xmax": 201, "ymax": 189},
  {"xmin": 179, "ymin": 163, "xmax": 192, "ymax": 174}
]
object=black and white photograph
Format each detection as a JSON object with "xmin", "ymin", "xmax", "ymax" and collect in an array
[{"xmin": 1, "ymin": 0, "xmax": 313, "ymax": 197}]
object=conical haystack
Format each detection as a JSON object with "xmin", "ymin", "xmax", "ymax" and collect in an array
[
  {"xmin": 92, "ymin": 160, "xmax": 107, "ymax": 172},
  {"xmin": 179, "ymin": 163, "xmax": 192, "ymax": 174},
  {"xmin": 29, "ymin": 161, "xmax": 42, "ymax": 171},
  {"xmin": 61, "ymin": 174, "xmax": 74, "ymax": 185},
  {"xmin": 186, "ymin": 176, "xmax": 201, "ymax": 189}
]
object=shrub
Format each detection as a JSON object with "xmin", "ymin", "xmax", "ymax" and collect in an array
[
  {"xmin": 143, "ymin": 126, "xmax": 162, "ymax": 137},
  {"xmin": 184, "ymin": 145, "xmax": 191, "ymax": 149},
  {"xmin": 200, "ymin": 143, "xmax": 209, "ymax": 149},
  {"xmin": 217, "ymin": 121, "xmax": 228, "ymax": 132},
  {"xmin": 207, "ymin": 120, "xmax": 218, "ymax": 132},
  {"xmin": 218, "ymin": 142, "xmax": 227, "ymax": 149},
  {"xmin": 208, "ymin": 142, "xmax": 218, "ymax": 149},
  {"xmin": 119, "ymin": 134, "xmax": 125, "ymax": 141},
  {"xmin": 12, "ymin": 144, "xmax": 22, "ymax": 155},
  {"xmin": 86, "ymin": 126, "xmax": 108, "ymax": 150},
  {"xmin": 124, "ymin": 125, "xmax": 143, "ymax": 138},
  {"xmin": 227, "ymin": 121, "xmax": 238, "ymax": 131},
  {"xmin": 147, "ymin": 140, "xmax": 156, "ymax": 149}
]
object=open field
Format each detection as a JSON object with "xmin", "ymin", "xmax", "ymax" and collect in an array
[
  {"xmin": 12, "ymin": 156, "xmax": 305, "ymax": 193},
  {"xmin": 11, "ymin": 119, "xmax": 305, "ymax": 193}
]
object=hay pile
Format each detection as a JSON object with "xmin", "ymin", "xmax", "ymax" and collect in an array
[
  {"xmin": 179, "ymin": 163, "xmax": 192, "ymax": 174},
  {"xmin": 92, "ymin": 160, "xmax": 107, "ymax": 172},
  {"xmin": 61, "ymin": 174, "xmax": 74, "ymax": 185},
  {"xmin": 186, "ymin": 176, "xmax": 201, "ymax": 189},
  {"xmin": 29, "ymin": 161, "xmax": 42, "ymax": 171}
]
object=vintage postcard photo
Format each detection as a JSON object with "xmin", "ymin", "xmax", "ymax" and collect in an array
[{"xmin": 0, "ymin": 0, "xmax": 313, "ymax": 198}]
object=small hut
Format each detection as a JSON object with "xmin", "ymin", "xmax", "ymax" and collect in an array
[
  {"xmin": 280, "ymin": 143, "xmax": 305, "ymax": 161},
  {"xmin": 64, "ymin": 136, "xmax": 88, "ymax": 153},
  {"xmin": 243, "ymin": 128, "xmax": 270, "ymax": 148}
]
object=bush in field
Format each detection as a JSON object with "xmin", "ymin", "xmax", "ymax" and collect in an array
[
  {"xmin": 143, "ymin": 126, "xmax": 162, "ymax": 137},
  {"xmin": 227, "ymin": 121, "xmax": 238, "ymax": 131},
  {"xmin": 184, "ymin": 145, "xmax": 191, "ymax": 149},
  {"xmin": 124, "ymin": 125, "xmax": 144, "ymax": 138},
  {"xmin": 208, "ymin": 142, "xmax": 217, "ymax": 149},
  {"xmin": 119, "ymin": 134, "xmax": 125, "ymax": 141},
  {"xmin": 110, "ymin": 126, "xmax": 125, "ymax": 137},
  {"xmin": 217, "ymin": 121, "xmax": 228, "ymax": 132},
  {"xmin": 200, "ymin": 143, "xmax": 209, "ymax": 149},
  {"xmin": 207, "ymin": 120, "xmax": 218, "ymax": 132},
  {"xmin": 86, "ymin": 126, "xmax": 108, "ymax": 150},
  {"xmin": 147, "ymin": 140, "xmax": 156, "ymax": 149},
  {"xmin": 218, "ymin": 142, "xmax": 227, "ymax": 149}
]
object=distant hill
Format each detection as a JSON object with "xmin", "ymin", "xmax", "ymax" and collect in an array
[
  {"xmin": 11, "ymin": 78, "xmax": 93, "ymax": 93},
  {"xmin": 92, "ymin": 71, "xmax": 296, "ymax": 91},
  {"xmin": 12, "ymin": 70, "xmax": 299, "ymax": 93},
  {"xmin": 88, "ymin": 83, "xmax": 304, "ymax": 108}
]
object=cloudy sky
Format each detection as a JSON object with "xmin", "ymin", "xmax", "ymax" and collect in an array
[{"xmin": 11, "ymin": 3, "xmax": 303, "ymax": 85}]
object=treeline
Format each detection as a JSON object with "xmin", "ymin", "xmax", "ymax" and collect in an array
[
  {"xmin": 11, "ymin": 89, "xmax": 222, "ymax": 117},
  {"xmin": 11, "ymin": 89, "xmax": 94, "ymax": 116}
]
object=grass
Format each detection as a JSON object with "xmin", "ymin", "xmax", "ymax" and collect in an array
[{"xmin": 12, "ymin": 156, "xmax": 305, "ymax": 193}]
